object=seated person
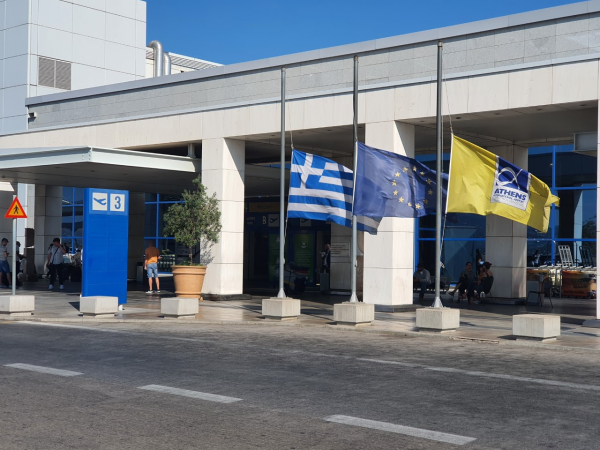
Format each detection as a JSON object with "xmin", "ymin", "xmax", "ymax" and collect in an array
[
  {"xmin": 468, "ymin": 262, "xmax": 493, "ymax": 303},
  {"xmin": 449, "ymin": 261, "xmax": 476, "ymax": 301},
  {"xmin": 413, "ymin": 262, "xmax": 431, "ymax": 301}
]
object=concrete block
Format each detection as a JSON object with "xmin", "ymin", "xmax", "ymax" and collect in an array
[
  {"xmin": 416, "ymin": 308, "xmax": 460, "ymax": 333},
  {"xmin": 333, "ymin": 302, "xmax": 374, "ymax": 326},
  {"xmin": 80, "ymin": 296, "xmax": 118, "ymax": 318},
  {"xmin": 0, "ymin": 295, "xmax": 35, "ymax": 316},
  {"xmin": 161, "ymin": 297, "xmax": 199, "ymax": 319},
  {"xmin": 262, "ymin": 298, "xmax": 301, "ymax": 321},
  {"xmin": 513, "ymin": 314, "xmax": 561, "ymax": 342}
]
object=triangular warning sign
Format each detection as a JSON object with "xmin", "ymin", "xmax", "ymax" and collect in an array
[{"xmin": 5, "ymin": 197, "xmax": 27, "ymax": 219}]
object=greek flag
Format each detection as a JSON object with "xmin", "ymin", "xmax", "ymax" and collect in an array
[{"xmin": 288, "ymin": 150, "xmax": 379, "ymax": 234}]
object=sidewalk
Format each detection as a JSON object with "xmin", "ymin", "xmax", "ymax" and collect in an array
[{"xmin": 3, "ymin": 279, "xmax": 600, "ymax": 353}]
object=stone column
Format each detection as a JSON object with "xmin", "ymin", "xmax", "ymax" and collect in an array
[
  {"xmin": 485, "ymin": 145, "xmax": 528, "ymax": 299},
  {"xmin": 0, "ymin": 184, "xmax": 15, "ymax": 238},
  {"xmin": 363, "ymin": 121, "xmax": 415, "ymax": 308},
  {"xmin": 201, "ymin": 138, "xmax": 245, "ymax": 297},
  {"xmin": 33, "ymin": 185, "xmax": 62, "ymax": 275}
]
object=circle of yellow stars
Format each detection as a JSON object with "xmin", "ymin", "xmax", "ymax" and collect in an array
[{"xmin": 390, "ymin": 166, "xmax": 435, "ymax": 210}]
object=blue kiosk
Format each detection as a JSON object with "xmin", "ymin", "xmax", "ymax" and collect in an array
[{"xmin": 82, "ymin": 188, "xmax": 129, "ymax": 304}]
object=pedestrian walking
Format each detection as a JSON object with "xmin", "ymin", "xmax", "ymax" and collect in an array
[
  {"xmin": 47, "ymin": 238, "xmax": 67, "ymax": 290},
  {"xmin": 0, "ymin": 238, "xmax": 12, "ymax": 289}
]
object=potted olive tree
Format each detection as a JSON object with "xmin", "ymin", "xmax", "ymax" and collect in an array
[{"xmin": 163, "ymin": 175, "xmax": 221, "ymax": 299}]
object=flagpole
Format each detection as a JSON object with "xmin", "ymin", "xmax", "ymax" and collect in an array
[
  {"xmin": 349, "ymin": 55, "xmax": 359, "ymax": 303},
  {"xmin": 277, "ymin": 67, "xmax": 286, "ymax": 299},
  {"xmin": 433, "ymin": 41, "xmax": 443, "ymax": 308},
  {"xmin": 12, "ymin": 216, "xmax": 16, "ymax": 295}
]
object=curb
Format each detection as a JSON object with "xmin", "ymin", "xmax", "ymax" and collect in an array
[{"xmin": 3, "ymin": 315, "xmax": 599, "ymax": 353}]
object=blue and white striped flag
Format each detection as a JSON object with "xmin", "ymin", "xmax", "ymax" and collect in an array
[{"xmin": 287, "ymin": 150, "xmax": 379, "ymax": 234}]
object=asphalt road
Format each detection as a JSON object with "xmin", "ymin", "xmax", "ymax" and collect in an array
[{"xmin": 1, "ymin": 320, "xmax": 600, "ymax": 450}]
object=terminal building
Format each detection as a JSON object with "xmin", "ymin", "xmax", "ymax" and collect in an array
[{"xmin": 0, "ymin": 0, "xmax": 598, "ymax": 314}]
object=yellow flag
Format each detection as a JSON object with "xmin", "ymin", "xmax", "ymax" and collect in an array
[{"xmin": 447, "ymin": 135, "xmax": 559, "ymax": 233}]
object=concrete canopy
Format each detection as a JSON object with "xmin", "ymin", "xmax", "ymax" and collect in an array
[
  {"xmin": 0, "ymin": 146, "xmax": 201, "ymax": 195},
  {"xmin": 0, "ymin": 146, "xmax": 286, "ymax": 197}
]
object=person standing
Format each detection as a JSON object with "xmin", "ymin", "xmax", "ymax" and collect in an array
[
  {"xmin": 0, "ymin": 238, "xmax": 12, "ymax": 289},
  {"xmin": 47, "ymin": 238, "xmax": 67, "ymax": 290},
  {"xmin": 413, "ymin": 262, "xmax": 431, "ymax": 301},
  {"xmin": 532, "ymin": 250, "xmax": 540, "ymax": 267},
  {"xmin": 144, "ymin": 241, "xmax": 162, "ymax": 294}
]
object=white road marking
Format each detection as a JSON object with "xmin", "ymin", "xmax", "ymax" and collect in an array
[
  {"xmin": 138, "ymin": 384, "xmax": 242, "ymax": 404},
  {"xmin": 325, "ymin": 415, "xmax": 476, "ymax": 445},
  {"xmin": 4, "ymin": 363, "xmax": 83, "ymax": 377},
  {"xmin": 17, "ymin": 322, "xmax": 129, "ymax": 334},
  {"xmin": 359, "ymin": 358, "xmax": 600, "ymax": 392},
  {"xmin": 19, "ymin": 322, "xmax": 600, "ymax": 393}
]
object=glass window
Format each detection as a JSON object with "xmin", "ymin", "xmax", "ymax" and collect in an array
[
  {"xmin": 157, "ymin": 239, "xmax": 177, "ymax": 272},
  {"xmin": 555, "ymin": 148, "xmax": 597, "ymax": 188},
  {"xmin": 159, "ymin": 202, "xmax": 177, "ymax": 238},
  {"xmin": 62, "ymin": 187, "xmax": 74, "ymax": 205},
  {"xmin": 554, "ymin": 189, "xmax": 596, "ymax": 240},
  {"xmin": 74, "ymin": 207, "xmax": 84, "ymax": 237},
  {"xmin": 145, "ymin": 204, "xmax": 157, "ymax": 238},
  {"xmin": 73, "ymin": 188, "xmax": 84, "ymax": 205},
  {"xmin": 527, "ymin": 148, "xmax": 552, "ymax": 186},
  {"xmin": 145, "ymin": 193, "xmax": 157, "ymax": 202},
  {"xmin": 417, "ymin": 240, "xmax": 485, "ymax": 284},
  {"xmin": 159, "ymin": 194, "xmax": 184, "ymax": 202},
  {"xmin": 527, "ymin": 240, "xmax": 554, "ymax": 266},
  {"xmin": 419, "ymin": 213, "xmax": 486, "ymax": 239},
  {"xmin": 62, "ymin": 207, "xmax": 73, "ymax": 237}
]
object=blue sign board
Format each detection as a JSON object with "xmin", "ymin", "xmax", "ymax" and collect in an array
[{"xmin": 83, "ymin": 189, "xmax": 129, "ymax": 304}]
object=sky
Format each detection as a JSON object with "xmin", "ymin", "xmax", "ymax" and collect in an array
[{"xmin": 146, "ymin": 0, "xmax": 583, "ymax": 65}]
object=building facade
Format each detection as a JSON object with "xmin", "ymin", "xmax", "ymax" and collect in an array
[{"xmin": 0, "ymin": 1, "xmax": 599, "ymax": 315}]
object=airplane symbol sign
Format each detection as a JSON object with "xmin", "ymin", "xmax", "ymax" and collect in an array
[{"xmin": 91, "ymin": 193, "xmax": 108, "ymax": 211}]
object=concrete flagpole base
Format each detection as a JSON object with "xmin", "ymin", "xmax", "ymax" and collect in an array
[
  {"xmin": 0, "ymin": 295, "xmax": 35, "ymax": 316},
  {"xmin": 416, "ymin": 307, "xmax": 460, "ymax": 333},
  {"xmin": 513, "ymin": 314, "xmax": 560, "ymax": 342},
  {"xmin": 161, "ymin": 297, "xmax": 199, "ymax": 319},
  {"xmin": 80, "ymin": 296, "xmax": 118, "ymax": 318},
  {"xmin": 262, "ymin": 298, "xmax": 301, "ymax": 321},
  {"xmin": 333, "ymin": 302, "xmax": 374, "ymax": 326}
]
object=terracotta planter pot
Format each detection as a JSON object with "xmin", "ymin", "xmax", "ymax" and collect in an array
[{"xmin": 172, "ymin": 265, "xmax": 207, "ymax": 299}]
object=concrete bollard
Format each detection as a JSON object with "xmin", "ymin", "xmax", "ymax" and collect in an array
[
  {"xmin": 80, "ymin": 296, "xmax": 119, "ymax": 318},
  {"xmin": 262, "ymin": 298, "xmax": 301, "ymax": 321},
  {"xmin": 0, "ymin": 295, "xmax": 35, "ymax": 316},
  {"xmin": 416, "ymin": 308, "xmax": 460, "ymax": 333},
  {"xmin": 333, "ymin": 302, "xmax": 374, "ymax": 326},
  {"xmin": 161, "ymin": 297, "xmax": 199, "ymax": 319},
  {"xmin": 513, "ymin": 314, "xmax": 560, "ymax": 342}
]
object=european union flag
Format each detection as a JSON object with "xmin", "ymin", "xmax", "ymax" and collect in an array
[{"xmin": 353, "ymin": 142, "xmax": 445, "ymax": 219}]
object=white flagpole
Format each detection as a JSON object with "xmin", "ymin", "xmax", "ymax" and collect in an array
[
  {"xmin": 349, "ymin": 55, "xmax": 359, "ymax": 303},
  {"xmin": 432, "ymin": 41, "xmax": 444, "ymax": 308},
  {"xmin": 277, "ymin": 67, "xmax": 286, "ymax": 299}
]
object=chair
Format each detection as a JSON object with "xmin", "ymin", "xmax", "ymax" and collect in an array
[
  {"xmin": 527, "ymin": 276, "xmax": 553, "ymax": 308},
  {"xmin": 478, "ymin": 276, "xmax": 494, "ymax": 303},
  {"xmin": 580, "ymin": 246, "xmax": 595, "ymax": 268},
  {"xmin": 558, "ymin": 245, "xmax": 575, "ymax": 268}
]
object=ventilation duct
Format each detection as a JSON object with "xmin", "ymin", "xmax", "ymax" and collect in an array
[
  {"xmin": 147, "ymin": 40, "xmax": 165, "ymax": 77},
  {"xmin": 164, "ymin": 52, "xmax": 172, "ymax": 76}
]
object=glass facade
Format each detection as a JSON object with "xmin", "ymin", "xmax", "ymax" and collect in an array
[
  {"xmin": 61, "ymin": 144, "xmax": 598, "ymax": 285},
  {"xmin": 61, "ymin": 187, "xmax": 84, "ymax": 253},
  {"xmin": 416, "ymin": 145, "xmax": 597, "ymax": 283},
  {"xmin": 144, "ymin": 193, "xmax": 184, "ymax": 272}
]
